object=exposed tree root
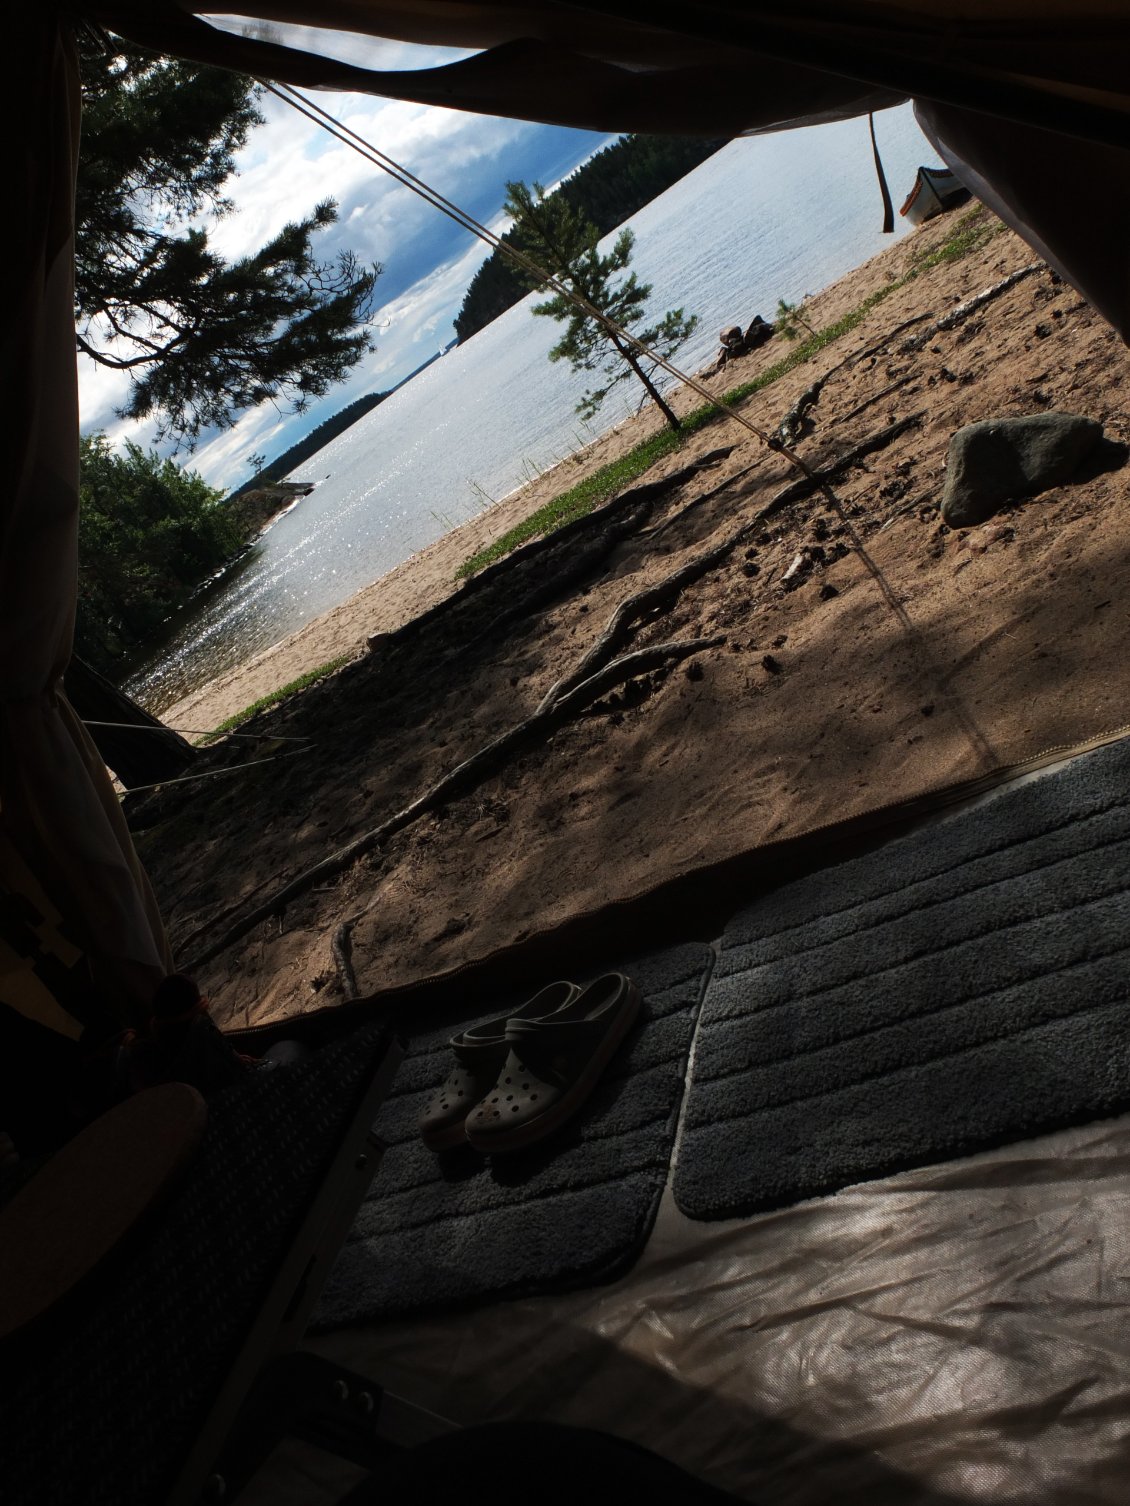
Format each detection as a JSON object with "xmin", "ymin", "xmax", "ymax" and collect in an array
[
  {"xmin": 775, "ymin": 313, "xmax": 935, "ymax": 447},
  {"xmin": 848, "ymin": 311, "xmax": 935, "ymax": 366},
  {"xmin": 778, "ymin": 379, "xmax": 826, "ymax": 446},
  {"xmin": 180, "ymin": 633, "xmax": 723, "ymax": 970},
  {"xmin": 456, "ymin": 448, "xmax": 736, "ymax": 654},
  {"xmin": 878, "ymin": 492, "xmax": 934, "ymax": 531},
  {"xmin": 834, "ymin": 375, "xmax": 918, "ymax": 428},
  {"xmin": 536, "ymin": 543, "xmax": 735, "ymax": 714},
  {"xmin": 553, "ymin": 418, "xmax": 933, "ymax": 723},
  {"xmin": 765, "ymin": 412, "xmax": 925, "ymax": 512},
  {"xmin": 768, "ymin": 274, "xmax": 1023, "ymax": 454},
  {"xmin": 331, "ymin": 915, "xmax": 361, "ymax": 1000},
  {"xmin": 641, "ymin": 455, "xmax": 765, "ymax": 546}
]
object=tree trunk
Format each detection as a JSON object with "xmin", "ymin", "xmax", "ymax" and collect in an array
[
  {"xmin": 63, "ymin": 657, "xmax": 196, "ymax": 790},
  {"xmin": 612, "ymin": 331, "xmax": 682, "ymax": 432}
]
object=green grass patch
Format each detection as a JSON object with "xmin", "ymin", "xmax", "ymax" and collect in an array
[
  {"xmin": 199, "ymin": 653, "xmax": 351, "ymax": 743},
  {"xmin": 457, "ymin": 427, "xmax": 687, "ymax": 577},
  {"xmin": 458, "ymin": 210, "xmax": 997, "ymax": 578},
  {"xmin": 907, "ymin": 208, "xmax": 998, "ymax": 275}
]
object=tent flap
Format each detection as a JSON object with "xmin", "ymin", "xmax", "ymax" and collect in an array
[{"xmin": 1, "ymin": 13, "xmax": 169, "ymax": 1040}]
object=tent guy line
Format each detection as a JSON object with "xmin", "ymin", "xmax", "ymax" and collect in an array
[
  {"xmin": 263, "ymin": 80, "xmax": 827, "ymax": 474},
  {"xmin": 81, "ymin": 720, "xmax": 315, "ymax": 745},
  {"xmin": 264, "ymin": 81, "xmax": 998, "ymax": 764},
  {"xmin": 117, "ymin": 747, "xmax": 313, "ymax": 795}
]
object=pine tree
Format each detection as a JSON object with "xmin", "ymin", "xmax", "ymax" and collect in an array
[
  {"xmin": 774, "ymin": 297, "xmax": 817, "ymax": 341},
  {"xmin": 75, "ymin": 39, "xmax": 381, "ymax": 445},
  {"xmin": 454, "ymin": 136, "xmax": 726, "ymax": 342},
  {"xmin": 503, "ymin": 180, "xmax": 697, "ymax": 431}
]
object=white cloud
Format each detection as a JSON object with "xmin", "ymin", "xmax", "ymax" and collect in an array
[
  {"xmin": 77, "ymin": 62, "xmax": 605, "ymax": 489},
  {"xmin": 186, "ymin": 406, "xmax": 290, "ymax": 490},
  {"xmin": 184, "ymin": 224, "xmax": 499, "ymax": 486}
]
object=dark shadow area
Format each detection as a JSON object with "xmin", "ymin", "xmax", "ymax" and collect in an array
[
  {"xmin": 1071, "ymin": 435, "xmax": 1129, "ymax": 484},
  {"xmin": 360, "ymin": 1325, "xmax": 986, "ymax": 1506}
]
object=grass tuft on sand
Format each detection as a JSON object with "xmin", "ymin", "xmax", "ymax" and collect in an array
[
  {"xmin": 456, "ymin": 428, "xmax": 687, "ymax": 578},
  {"xmin": 201, "ymin": 654, "xmax": 351, "ymax": 742}
]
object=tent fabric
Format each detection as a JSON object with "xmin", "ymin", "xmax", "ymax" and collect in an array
[
  {"xmin": 308, "ymin": 1109, "xmax": 1130, "ymax": 1506},
  {"xmin": 88, "ymin": 7, "xmax": 907, "ymax": 137},
  {"xmin": 0, "ymin": 831, "xmax": 87, "ymax": 1043},
  {"xmin": 1, "ymin": 12, "xmax": 169, "ymax": 1039},
  {"xmin": 84, "ymin": 5, "xmax": 1129, "ymax": 329},
  {"xmin": 915, "ymin": 99, "xmax": 1130, "ymax": 344},
  {"xmin": 88, "ymin": 4, "xmax": 1130, "ymax": 148}
]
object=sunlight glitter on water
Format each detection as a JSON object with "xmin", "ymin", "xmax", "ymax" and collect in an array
[{"xmin": 127, "ymin": 107, "xmax": 934, "ymax": 712}]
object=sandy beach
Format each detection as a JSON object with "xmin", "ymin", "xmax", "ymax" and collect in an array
[
  {"xmin": 161, "ymin": 412, "xmax": 665, "ymax": 736},
  {"xmin": 130, "ymin": 203, "xmax": 1130, "ymax": 1031}
]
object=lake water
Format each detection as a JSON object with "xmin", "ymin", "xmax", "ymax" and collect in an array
[{"xmin": 129, "ymin": 105, "xmax": 936, "ymax": 712}]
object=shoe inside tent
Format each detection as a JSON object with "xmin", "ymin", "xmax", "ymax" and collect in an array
[{"xmin": 4, "ymin": 4, "xmax": 1130, "ymax": 1501}]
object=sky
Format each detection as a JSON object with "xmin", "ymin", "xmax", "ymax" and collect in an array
[{"xmin": 78, "ymin": 32, "xmax": 612, "ymax": 493}]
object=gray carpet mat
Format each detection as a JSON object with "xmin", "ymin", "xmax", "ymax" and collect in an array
[
  {"xmin": 315, "ymin": 943, "xmax": 713, "ymax": 1326},
  {"xmin": 673, "ymin": 737, "xmax": 1130, "ymax": 1221}
]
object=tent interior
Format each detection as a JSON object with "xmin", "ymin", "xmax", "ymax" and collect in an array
[{"xmin": 4, "ymin": 4, "xmax": 1130, "ymax": 1502}]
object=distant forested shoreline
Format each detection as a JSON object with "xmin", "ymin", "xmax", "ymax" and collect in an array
[
  {"xmin": 454, "ymin": 134, "xmax": 729, "ymax": 343},
  {"xmin": 226, "ymin": 390, "xmax": 389, "ymax": 500}
]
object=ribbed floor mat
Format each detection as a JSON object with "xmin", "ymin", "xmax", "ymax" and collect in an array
[
  {"xmin": 315, "ymin": 944, "xmax": 713, "ymax": 1325},
  {"xmin": 674, "ymin": 739, "xmax": 1130, "ymax": 1220}
]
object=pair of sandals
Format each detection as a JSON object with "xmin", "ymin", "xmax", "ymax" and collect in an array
[{"xmin": 420, "ymin": 973, "xmax": 642, "ymax": 1154}]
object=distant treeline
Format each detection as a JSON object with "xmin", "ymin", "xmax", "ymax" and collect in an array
[
  {"xmin": 227, "ymin": 389, "xmax": 389, "ymax": 500},
  {"xmin": 454, "ymin": 134, "xmax": 730, "ymax": 343}
]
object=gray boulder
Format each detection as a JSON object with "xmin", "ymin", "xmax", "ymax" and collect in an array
[{"xmin": 941, "ymin": 412, "xmax": 1103, "ymax": 528}]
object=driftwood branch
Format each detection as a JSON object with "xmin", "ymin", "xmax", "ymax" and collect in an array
[
  {"xmin": 903, "ymin": 263, "xmax": 1043, "ymax": 350},
  {"xmin": 180, "ymin": 635, "xmax": 723, "ymax": 971},
  {"xmin": 936, "ymin": 262, "xmax": 1044, "ymax": 329}
]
